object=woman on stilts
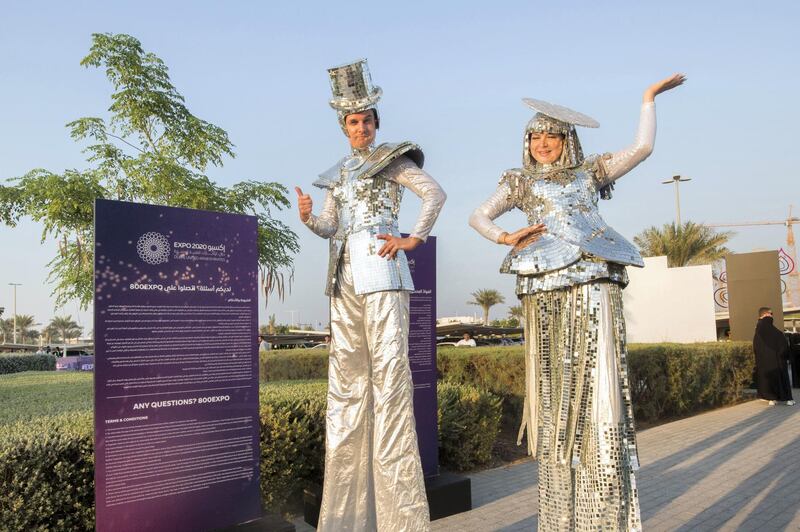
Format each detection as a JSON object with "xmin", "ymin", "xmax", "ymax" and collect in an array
[{"xmin": 470, "ymin": 74, "xmax": 684, "ymax": 531}]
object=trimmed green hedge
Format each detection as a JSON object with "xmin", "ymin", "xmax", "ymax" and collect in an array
[
  {"xmin": 0, "ymin": 413, "xmax": 94, "ymax": 531},
  {"xmin": 437, "ymin": 342, "xmax": 755, "ymax": 424},
  {"xmin": 258, "ymin": 380, "xmax": 327, "ymax": 509},
  {"xmin": 260, "ymin": 350, "xmax": 328, "ymax": 382},
  {"xmin": 0, "ymin": 353, "xmax": 56, "ymax": 374},
  {"xmin": 626, "ymin": 342, "xmax": 755, "ymax": 421},
  {"xmin": 438, "ymin": 381, "xmax": 502, "ymax": 470},
  {"xmin": 437, "ymin": 345, "xmax": 526, "ymax": 428},
  {"xmin": 262, "ymin": 343, "xmax": 754, "ymax": 427},
  {"xmin": 0, "ymin": 373, "xmax": 500, "ymax": 529}
]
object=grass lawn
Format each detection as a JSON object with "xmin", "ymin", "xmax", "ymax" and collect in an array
[
  {"xmin": 0, "ymin": 371, "xmax": 328, "ymax": 427},
  {"xmin": 0, "ymin": 371, "xmax": 93, "ymax": 426}
]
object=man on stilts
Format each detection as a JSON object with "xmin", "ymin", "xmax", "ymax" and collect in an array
[{"xmin": 296, "ymin": 59, "xmax": 446, "ymax": 532}]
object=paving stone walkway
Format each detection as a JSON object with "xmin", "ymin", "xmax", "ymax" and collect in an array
[{"xmin": 293, "ymin": 399, "xmax": 800, "ymax": 531}]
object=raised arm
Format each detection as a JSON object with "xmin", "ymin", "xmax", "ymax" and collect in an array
[
  {"xmin": 297, "ymin": 186, "xmax": 338, "ymax": 239},
  {"xmin": 603, "ymin": 73, "xmax": 685, "ymax": 183},
  {"xmin": 601, "ymin": 103, "xmax": 656, "ymax": 182}
]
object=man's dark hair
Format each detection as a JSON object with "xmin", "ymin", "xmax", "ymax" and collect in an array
[{"xmin": 758, "ymin": 307, "xmax": 772, "ymax": 318}]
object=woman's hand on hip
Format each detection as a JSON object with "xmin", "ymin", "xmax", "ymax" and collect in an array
[{"xmin": 499, "ymin": 224, "xmax": 547, "ymax": 250}]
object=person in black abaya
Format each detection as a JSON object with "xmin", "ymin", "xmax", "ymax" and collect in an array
[
  {"xmin": 788, "ymin": 331, "xmax": 800, "ymax": 388},
  {"xmin": 753, "ymin": 307, "xmax": 794, "ymax": 405}
]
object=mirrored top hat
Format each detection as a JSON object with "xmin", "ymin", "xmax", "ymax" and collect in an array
[
  {"xmin": 328, "ymin": 59, "xmax": 382, "ymax": 129},
  {"xmin": 521, "ymin": 98, "xmax": 599, "ymax": 171}
]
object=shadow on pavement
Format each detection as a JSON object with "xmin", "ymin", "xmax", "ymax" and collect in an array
[
  {"xmin": 470, "ymin": 461, "xmax": 537, "ymax": 507},
  {"xmin": 639, "ymin": 404, "xmax": 797, "ymax": 520},
  {"xmin": 673, "ymin": 432, "xmax": 800, "ymax": 531}
]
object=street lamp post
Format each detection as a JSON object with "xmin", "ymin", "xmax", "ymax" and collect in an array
[
  {"xmin": 9, "ymin": 283, "xmax": 22, "ymax": 344},
  {"xmin": 661, "ymin": 175, "xmax": 691, "ymax": 226}
]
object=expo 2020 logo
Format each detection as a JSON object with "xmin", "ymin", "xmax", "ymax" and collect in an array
[{"xmin": 136, "ymin": 232, "xmax": 170, "ymax": 265}]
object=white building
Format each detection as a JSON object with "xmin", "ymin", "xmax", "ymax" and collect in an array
[
  {"xmin": 623, "ymin": 256, "xmax": 717, "ymax": 343},
  {"xmin": 436, "ymin": 316, "xmax": 482, "ymax": 326}
]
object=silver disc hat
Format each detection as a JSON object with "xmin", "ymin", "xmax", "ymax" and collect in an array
[
  {"xmin": 522, "ymin": 98, "xmax": 599, "ymax": 171},
  {"xmin": 328, "ymin": 59, "xmax": 383, "ymax": 132}
]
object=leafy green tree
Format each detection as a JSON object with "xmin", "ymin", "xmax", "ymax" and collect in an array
[
  {"xmin": 633, "ymin": 221, "xmax": 733, "ymax": 267},
  {"xmin": 0, "ymin": 33, "xmax": 298, "ymax": 309},
  {"xmin": 468, "ymin": 289, "xmax": 506, "ymax": 325},
  {"xmin": 490, "ymin": 317, "xmax": 520, "ymax": 328},
  {"xmin": 49, "ymin": 315, "xmax": 84, "ymax": 343}
]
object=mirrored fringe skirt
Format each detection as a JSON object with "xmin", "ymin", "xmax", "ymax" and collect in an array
[{"xmin": 518, "ymin": 281, "xmax": 642, "ymax": 531}]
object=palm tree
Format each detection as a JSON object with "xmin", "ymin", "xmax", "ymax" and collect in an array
[
  {"xmin": 508, "ymin": 305, "xmax": 524, "ymax": 328},
  {"xmin": 1, "ymin": 319, "xmax": 13, "ymax": 344},
  {"xmin": 41, "ymin": 324, "xmax": 61, "ymax": 345},
  {"xmin": 12, "ymin": 314, "xmax": 38, "ymax": 344},
  {"xmin": 633, "ymin": 221, "xmax": 733, "ymax": 267},
  {"xmin": 468, "ymin": 289, "xmax": 506, "ymax": 325},
  {"xmin": 49, "ymin": 315, "xmax": 83, "ymax": 344}
]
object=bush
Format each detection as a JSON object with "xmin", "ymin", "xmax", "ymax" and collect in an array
[
  {"xmin": 0, "ymin": 353, "xmax": 56, "ymax": 374},
  {"xmin": 260, "ymin": 350, "xmax": 328, "ymax": 382},
  {"xmin": 437, "ymin": 346, "xmax": 526, "ymax": 428},
  {"xmin": 0, "ymin": 412, "xmax": 95, "ymax": 532},
  {"xmin": 0, "ymin": 373, "xmax": 501, "ymax": 528},
  {"xmin": 437, "ymin": 342, "xmax": 755, "ymax": 425},
  {"xmin": 438, "ymin": 382, "xmax": 503, "ymax": 471},
  {"xmin": 627, "ymin": 342, "xmax": 755, "ymax": 421},
  {"xmin": 258, "ymin": 381, "xmax": 327, "ymax": 510},
  {"xmin": 260, "ymin": 343, "xmax": 754, "ymax": 428}
]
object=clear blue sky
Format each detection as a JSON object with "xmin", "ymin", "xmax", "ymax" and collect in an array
[{"xmin": 1, "ymin": 1, "xmax": 799, "ymax": 332}]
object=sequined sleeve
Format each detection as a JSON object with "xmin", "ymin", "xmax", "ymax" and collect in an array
[
  {"xmin": 469, "ymin": 181, "xmax": 515, "ymax": 244},
  {"xmin": 597, "ymin": 102, "xmax": 656, "ymax": 185},
  {"xmin": 390, "ymin": 156, "xmax": 447, "ymax": 242},
  {"xmin": 303, "ymin": 190, "xmax": 338, "ymax": 238}
]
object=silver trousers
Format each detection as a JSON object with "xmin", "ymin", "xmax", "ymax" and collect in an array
[
  {"xmin": 519, "ymin": 281, "xmax": 641, "ymax": 532},
  {"xmin": 317, "ymin": 252, "xmax": 430, "ymax": 532}
]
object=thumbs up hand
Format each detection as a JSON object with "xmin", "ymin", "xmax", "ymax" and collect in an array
[{"xmin": 295, "ymin": 187, "xmax": 313, "ymax": 223}]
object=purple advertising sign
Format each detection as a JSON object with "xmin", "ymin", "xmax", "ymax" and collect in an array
[
  {"xmin": 94, "ymin": 199, "xmax": 260, "ymax": 532},
  {"xmin": 56, "ymin": 355, "xmax": 95, "ymax": 371},
  {"xmin": 406, "ymin": 235, "xmax": 438, "ymax": 477}
]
